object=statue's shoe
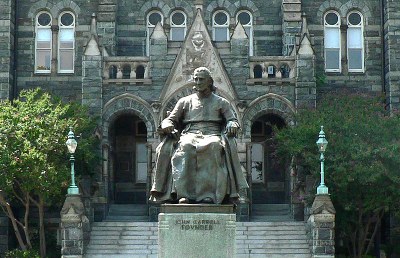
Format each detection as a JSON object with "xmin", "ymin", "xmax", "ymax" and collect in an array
[
  {"xmin": 179, "ymin": 197, "xmax": 189, "ymax": 204},
  {"xmin": 201, "ymin": 197, "xmax": 213, "ymax": 204}
]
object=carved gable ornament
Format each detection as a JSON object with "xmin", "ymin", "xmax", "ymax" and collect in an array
[{"xmin": 160, "ymin": 9, "xmax": 237, "ymax": 103}]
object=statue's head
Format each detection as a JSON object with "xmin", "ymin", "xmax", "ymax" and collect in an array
[{"xmin": 193, "ymin": 67, "xmax": 216, "ymax": 92}]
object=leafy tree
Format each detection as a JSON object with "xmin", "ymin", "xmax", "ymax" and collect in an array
[
  {"xmin": 275, "ymin": 93, "xmax": 400, "ymax": 257},
  {"xmin": 0, "ymin": 89, "xmax": 98, "ymax": 257}
]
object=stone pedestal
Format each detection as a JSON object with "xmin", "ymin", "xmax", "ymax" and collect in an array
[
  {"xmin": 60, "ymin": 194, "xmax": 90, "ymax": 258},
  {"xmin": 158, "ymin": 204, "xmax": 236, "ymax": 258},
  {"xmin": 308, "ymin": 194, "xmax": 336, "ymax": 258}
]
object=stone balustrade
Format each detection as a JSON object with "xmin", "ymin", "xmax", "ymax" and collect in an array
[
  {"xmin": 247, "ymin": 56, "xmax": 296, "ymax": 85},
  {"xmin": 103, "ymin": 56, "xmax": 152, "ymax": 84}
]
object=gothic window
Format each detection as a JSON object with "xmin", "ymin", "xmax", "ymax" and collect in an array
[
  {"xmin": 236, "ymin": 10, "xmax": 253, "ymax": 56},
  {"xmin": 347, "ymin": 11, "xmax": 364, "ymax": 72},
  {"xmin": 35, "ymin": 11, "xmax": 52, "ymax": 73},
  {"xmin": 170, "ymin": 10, "xmax": 187, "ymax": 41},
  {"xmin": 146, "ymin": 10, "xmax": 163, "ymax": 56},
  {"xmin": 58, "ymin": 11, "xmax": 75, "ymax": 73},
  {"xmin": 324, "ymin": 11, "xmax": 341, "ymax": 72},
  {"xmin": 212, "ymin": 10, "xmax": 229, "ymax": 41}
]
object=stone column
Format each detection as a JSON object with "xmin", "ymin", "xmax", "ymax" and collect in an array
[
  {"xmin": 383, "ymin": 0, "xmax": 400, "ymax": 112},
  {"xmin": 308, "ymin": 194, "xmax": 336, "ymax": 258},
  {"xmin": 281, "ymin": 0, "xmax": 302, "ymax": 56},
  {"xmin": 0, "ymin": 0, "xmax": 15, "ymax": 100},
  {"xmin": 60, "ymin": 194, "xmax": 90, "ymax": 258}
]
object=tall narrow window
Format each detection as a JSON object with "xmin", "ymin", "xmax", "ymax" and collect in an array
[
  {"xmin": 35, "ymin": 12, "xmax": 52, "ymax": 73},
  {"xmin": 170, "ymin": 10, "xmax": 187, "ymax": 41},
  {"xmin": 213, "ymin": 10, "xmax": 229, "ymax": 41},
  {"xmin": 324, "ymin": 11, "xmax": 341, "ymax": 72},
  {"xmin": 58, "ymin": 11, "xmax": 75, "ymax": 73},
  {"xmin": 236, "ymin": 10, "xmax": 253, "ymax": 55},
  {"xmin": 347, "ymin": 11, "xmax": 364, "ymax": 72},
  {"xmin": 146, "ymin": 11, "xmax": 163, "ymax": 56}
]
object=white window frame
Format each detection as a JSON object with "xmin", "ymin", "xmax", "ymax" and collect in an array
[
  {"xmin": 236, "ymin": 10, "xmax": 253, "ymax": 56},
  {"xmin": 212, "ymin": 10, "xmax": 230, "ymax": 42},
  {"xmin": 35, "ymin": 11, "xmax": 52, "ymax": 74},
  {"xmin": 146, "ymin": 10, "xmax": 164, "ymax": 56},
  {"xmin": 324, "ymin": 10, "xmax": 341, "ymax": 72},
  {"xmin": 347, "ymin": 11, "xmax": 364, "ymax": 73},
  {"xmin": 58, "ymin": 11, "xmax": 75, "ymax": 73},
  {"xmin": 170, "ymin": 10, "xmax": 187, "ymax": 41}
]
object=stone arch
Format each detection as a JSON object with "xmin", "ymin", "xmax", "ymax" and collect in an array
[
  {"xmin": 103, "ymin": 94, "xmax": 157, "ymax": 140},
  {"xmin": 340, "ymin": 0, "xmax": 372, "ymax": 23},
  {"xmin": 160, "ymin": 86, "xmax": 241, "ymax": 126},
  {"xmin": 206, "ymin": 0, "xmax": 235, "ymax": 22},
  {"xmin": 317, "ymin": 0, "xmax": 372, "ymax": 22},
  {"xmin": 317, "ymin": 1, "xmax": 344, "ymax": 21},
  {"xmin": 139, "ymin": 0, "xmax": 172, "ymax": 20},
  {"xmin": 242, "ymin": 94, "xmax": 295, "ymax": 138},
  {"xmin": 28, "ymin": 0, "xmax": 81, "ymax": 19},
  {"xmin": 166, "ymin": 0, "xmax": 194, "ymax": 22},
  {"xmin": 233, "ymin": 0, "xmax": 260, "ymax": 17}
]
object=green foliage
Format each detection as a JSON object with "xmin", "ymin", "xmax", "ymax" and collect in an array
[
  {"xmin": 275, "ymin": 93, "xmax": 400, "ymax": 256},
  {"xmin": 0, "ymin": 88, "xmax": 99, "ymax": 254},
  {"xmin": 5, "ymin": 249, "xmax": 40, "ymax": 258}
]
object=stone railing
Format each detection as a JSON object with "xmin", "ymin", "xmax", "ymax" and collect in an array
[
  {"xmin": 103, "ymin": 56, "xmax": 152, "ymax": 85},
  {"xmin": 247, "ymin": 56, "xmax": 296, "ymax": 85}
]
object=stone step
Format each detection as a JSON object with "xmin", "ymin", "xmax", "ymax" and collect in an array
[
  {"xmin": 104, "ymin": 216, "xmax": 149, "ymax": 222},
  {"xmin": 85, "ymin": 221, "xmax": 311, "ymax": 257}
]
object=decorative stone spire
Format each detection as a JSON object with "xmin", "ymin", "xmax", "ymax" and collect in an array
[
  {"xmin": 150, "ymin": 22, "xmax": 167, "ymax": 40},
  {"xmin": 231, "ymin": 22, "xmax": 248, "ymax": 40},
  {"xmin": 84, "ymin": 13, "xmax": 101, "ymax": 56},
  {"xmin": 195, "ymin": 0, "xmax": 203, "ymax": 11}
]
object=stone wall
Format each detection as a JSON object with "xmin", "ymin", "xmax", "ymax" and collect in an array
[
  {"xmin": 0, "ymin": 0, "xmax": 15, "ymax": 100},
  {"xmin": 383, "ymin": 0, "xmax": 400, "ymax": 111},
  {"xmin": 303, "ymin": 0, "xmax": 383, "ymax": 94}
]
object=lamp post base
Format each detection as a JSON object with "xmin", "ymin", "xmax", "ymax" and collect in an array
[
  {"xmin": 67, "ymin": 186, "xmax": 79, "ymax": 195},
  {"xmin": 317, "ymin": 185, "xmax": 329, "ymax": 195}
]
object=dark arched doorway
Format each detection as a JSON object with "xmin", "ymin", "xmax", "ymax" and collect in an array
[
  {"xmin": 250, "ymin": 113, "xmax": 288, "ymax": 204},
  {"xmin": 110, "ymin": 114, "xmax": 148, "ymax": 204}
]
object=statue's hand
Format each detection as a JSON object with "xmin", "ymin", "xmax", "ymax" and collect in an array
[
  {"xmin": 225, "ymin": 121, "xmax": 239, "ymax": 137},
  {"xmin": 161, "ymin": 125, "xmax": 175, "ymax": 134}
]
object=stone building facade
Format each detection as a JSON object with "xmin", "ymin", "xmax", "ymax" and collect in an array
[{"xmin": 0, "ymin": 0, "xmax": 399, "ymax": 254}]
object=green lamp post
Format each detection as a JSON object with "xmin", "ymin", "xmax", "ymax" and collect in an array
[
  {"xmin": 316, "ymin": 126, "xmax": 329, "ymax": 195},
  {"xmin": 66, "ymin": 127, "xmax": 79, "ymax": 194}
]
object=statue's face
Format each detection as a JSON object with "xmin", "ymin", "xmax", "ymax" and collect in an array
[{"xmin": 193, "ymin": 71, "xmax": 211, "ymax": 92}]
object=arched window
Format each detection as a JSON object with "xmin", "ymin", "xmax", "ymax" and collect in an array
[
  {"xmin": 35, "ymin": 11, "xmax": 52, "ymax": 73},
  {"xmin": 236, "ymin": 10, "xmax": 253, "ymax": 55},
  {"xmin": 146, "ymin": 10, "xmax": 163, "ymax": 56},
  {"xmin": 212, "ymin": 10, "xmax": 229, "ymax": 41},
  {"xmin": 58, "ymin": 11, "xmax": 75, "ymax": 73},
  {"xmin": 170, "ymin": 10, "xmax": 187, "ymax": 41},
  {"xmin": 324, "ymin": 11, "xmax": 341, "ymax": 72},
  {"xmin": 109, "ymin": 65, "xmax": 117, "ymax": 79},
  {"xmin": 136, "ymin": 65, "xmax": 145, "ymax": 79},
  {"xmin": 347, "ymin": 11, "xmax": 364, "ymax": 72},
  {"xmin": 253, "ymin": 64, "xmax": 262, "ymax": 78},
  {"xmin": 122, "ymin": 65, "xmax": 131, "ymax": 79}
]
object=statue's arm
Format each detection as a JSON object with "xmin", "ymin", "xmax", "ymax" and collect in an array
[
  {"xmin": 160, "ymin": 99, "xmax": 184, "ymax": 134},
  {"xmin": 221, "ymin": 99, "xmax": 240, "ymax": 137}
]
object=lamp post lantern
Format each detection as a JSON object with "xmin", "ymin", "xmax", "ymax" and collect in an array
[
  {"xmin": 316, "ymin": 126, "xmax": 329, "ymax": 195},
  {"xmin": 66, "ymin": 127, "xmax": 79, "ymax": 194}
]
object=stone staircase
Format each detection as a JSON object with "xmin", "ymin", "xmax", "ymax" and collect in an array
[
  {"xmin": 84, "ymin": 221, "xmax": 311, "ymax": 258},
  {"xmin": 251, "ymin": 204, "xmax": 293, "ymax": 222},
  {"xmin": 105, "ymin": 204, "xmax": 149, "ymax": 222}
]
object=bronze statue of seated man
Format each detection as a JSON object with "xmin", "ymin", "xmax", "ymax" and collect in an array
[{"xmin": 150, "ymin": 67, "xmax": 248, "ymax": 204}]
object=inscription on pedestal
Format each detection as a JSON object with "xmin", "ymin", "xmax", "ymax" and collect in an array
[{"xmin": 158, "ymin": 205, "xmax": 236, "ymax": 258}]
